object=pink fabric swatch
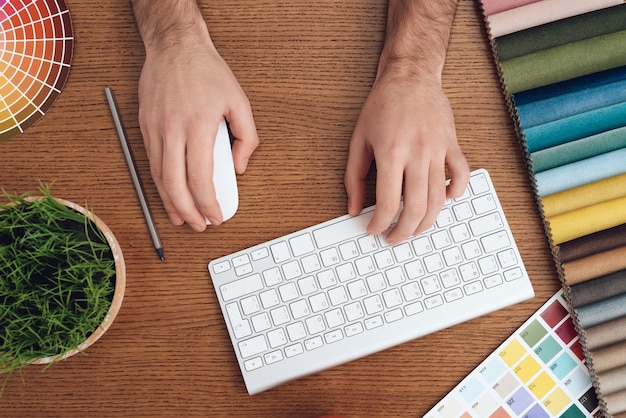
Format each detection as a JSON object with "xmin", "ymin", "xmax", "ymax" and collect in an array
[
  {"xmin": 487, "ymin": 0, "xmax": 623, "ymax": 38},
  {"xmin": 481, "ymin": 0, "xmax": 540, "ymax": 16}
]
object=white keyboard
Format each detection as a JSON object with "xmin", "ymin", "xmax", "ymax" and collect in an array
[{"xmin": 208, "ymin": 169, "xmax": 534, "ymax": 395}]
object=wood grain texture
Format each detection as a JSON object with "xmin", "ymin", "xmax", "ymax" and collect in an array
[{"xmin": 0, "ymin": 0, "xmax": 559, "ymax": 416}]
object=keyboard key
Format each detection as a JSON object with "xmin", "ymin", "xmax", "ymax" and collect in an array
[
  {"xmin": 336, "ymin": 263, "xmax": 357, "ymax": 282},
  {"xmin": 347, "ymin": 279, "xmax": 367, "ymax": 299},
  {"xmin": 392, "ymin": 243, "xmax": 413, "ymax": 262},
  {"xmin": 270, "ymin": 306, "xmax": 290, "ymax": 325},
  {"xmin": 305, "ymin": 315, "xmax": 326, "ymax": 334},
  {"xmin": 469, "ymin": 172, "xmax": 490, "ymax": 194},
  {"xmin": 267, "ymin": 328, "xmax": 287, "ymax": 348},
  {"xmin": 317, "ymin": 270, "xmax": 338, "ymax": 289},
  {"xmin": 386, "ymin": 266, "xmax": 406, "ymax": 286},
  {"xmin": 384, "ymin": 308, "xmax": 403, "ymax": 323},
  {"xmin": 244, "ymin": 357, "xmax": 263, "ymax": 371},
  {"xmin": 412, "ymin": 236, "xmax": 433, "ymax": 256},
  {"xmin": 421, "ymin": 276, "xmax": 442, "ymax": 295},
  {"xmin": 286, "ymin": 322, "xmax": 307, "ymax": 341},
  {"xmin": 259, "ymin": 289, "xmax": 280, "ymax": 308},
  {"xmin": 320, "ymin": 248, "xmax": 341, "ymax": 267},
  {"xmin": 282, "ymin": 260, "xmax": 302, "ymax": 280},
  {"xmin": 290, "ymin": 299, "xmax": 310, "ymax": 319},
  {"xmin": 355, "ymin": 256, "xmax": 376, "ymax": 276},
  {"xmin": 469, "ymin": 213, "xmax": 503, "ymax": 236},
  {"xmin": 289, "ymin": 233, "xmax": 315, "ymax": 257},
  {"xmin": 482, "ymin": 231, "xmax": 511, "ymax": 253},
  {"xmin": 226, "ymin": 303, "xmax": 252, "ymax": 339},
  {"xmin": 424, "ymin": 295, "xmax": 444, "ymax": 309},
  {"xmin": 358, "ymin": 235, "xmax": 378, "ymax": 254},
  {"xmin": 374, "ymin": 249, "xmax": 394, "ymax": 269},
  {"xmin": 305, "ymin": 336, "xmax": 324, "ymax": 350},
  {"xmin": 265, "ymin": 350, "xmax": 284, "ymax": 364},
  {"xmin": 405, "ymin": 301, "xmax": 424, "ymax": 316},
  {"xmin": 309, "ymin": 293, "xmax": 330, "ymax": 312},
  {"xmin": 313, "ymin": 211, "xmax": 373, "ymax": 249},
  {"xmin": 212, "ymin": 260, "xmax": 231, "ymax": 274},
  {"xmin": 238, "ymin": 335, "xmax": 268, "ymax": 358},
  {"xmin": 382, "ymin": 289, "xmax": 402, "ymax": 308},
  {"xmin": 285, "ymin": 343, "xmax": 304, "ymax": 357},
  {"xmin": 344, "ymin": 322, "xmax": 364, "ymax": 337},
  {"xmin": 220, "ymin": 274, "xmax": 263, "ymax": 302},
  {"xmin": 263, "ymin": 268, "xmax": 283, "ymax": 286},
  {"xmin": 472, "ymin": 194, "xmax": 497, "ymax": 214},
  {"xmin": 251, "ymin": 248, "xmax": 269, "ymax": 261},
  {"xmin": 270, "ymin": 241, "xmax": 291, "ymax": 263},
  {"xmin": 344, "ymin": 301, "xmax": 365, "ymax": 321},
  {"xmin": 297, "ymin": 276, "xmax": 318, "ymax": 295},
  {"xmin": 364, "ymin": 315, "xmax": 383, "ymax": 330},
  {"xmin": 366, "ymin": 273, "xmax": 386, "ymax": 292},
  {"xmin": 240, "ymin": 295, "xmax": 261, "ymax": 315},
  {"xmin": 278, "ymin": 282, "xmax": 298, "ymax": 302},
  {"xmin": 251, "ymin": 312, "xmax": 271, "ymax": 332},
  {"xmin": 325, "ymin": 308, "xmax": 345, "ymax": 328},
  {"xmin": 328, "ymin": 286, "xmax": 349, "ymax": 306},
  {"xmin": 301, "ymin": 254, "xmax": 322, "ymax": 274},
  {"xmin": 339, "ymin": 241, "xmax": 359, "ymax": 260},
  {"xmin": 324, "ymin": 329, "xmax": 344, "ymax": 344},
  {"xmin": 364, "ymin": 295, "xmax": 384, "ymax": 315},
  {"xmin": 401, "ymin": 282, "xmax": 421, "ymax": 301}
]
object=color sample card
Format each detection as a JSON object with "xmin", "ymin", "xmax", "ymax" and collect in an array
[
  {"xmin": 0, "ymin": 0, "xmax": 73, "ymax": 141},
  {"xmin": 425, "ymin": 291, "xmax": 602, "ymax": 418}
]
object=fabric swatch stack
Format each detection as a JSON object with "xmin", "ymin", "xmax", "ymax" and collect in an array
[{"xmin": 478, "ymin": 1, "xmax": 626, "ymax": 416}]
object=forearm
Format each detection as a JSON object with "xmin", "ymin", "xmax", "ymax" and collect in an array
[
  {"xmin": 379, "ymin": 0, "xmax": 458, "ymax": 82},
  {"xmin": 131, "ymin": 0, "xmax": 212, "ymax": 52}
]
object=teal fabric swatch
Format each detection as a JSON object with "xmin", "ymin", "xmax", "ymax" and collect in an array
[
  {"xmin": 525, "ymin": 101, "xmax": 626, "ymax": 153},
  {"xmin": 516, "ymin": 77, "xmax": 626, "ymax": 129},
  {"xmin": 531, "ymin": 126, "xmax": 626, "ymax": 173},
  {"xmin": 535, "ymin": 148, "xmax": 626, "ymax": 196}
]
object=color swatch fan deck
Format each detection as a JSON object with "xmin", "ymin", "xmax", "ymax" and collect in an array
[{"xmin": 0, "ymin": 0, "xmax": 73, "ymax": 141}]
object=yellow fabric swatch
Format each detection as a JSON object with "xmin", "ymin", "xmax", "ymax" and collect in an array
[
  {"xmin": 541, "ymin": 173, "xmax": 626, "ymax": 218},
  {"xmin": 547, "ymin": 195, "xmax": 626, "ymax": 245}
]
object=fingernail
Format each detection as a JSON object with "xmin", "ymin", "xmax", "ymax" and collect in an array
[
  {"xmin": 191, "ymin": 223, "xmax": 206, "ymax": 232},
  {"xmin": 206, "ymin": 217, "xmax": 221, "ymax": 226}
]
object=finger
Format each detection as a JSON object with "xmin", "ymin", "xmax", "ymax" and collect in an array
[
  {"xmin": 141, "ymin": 124, "xmax": 184, "ymax": 226},
  {"xmin": 413, "ymin": 164, "xmax": 447, "ymax": 236},
  {"xmin": 344, "ymin": 133, "xmax": 373, "ymax": 216},
  {"xmin": 227, "ymin": 103, "xmax": 260, "ymax": 174},
  {"xmin": 161, "ymin": 132, "xmax": 207, "ymax": 231},
  {"xmin": 445, "ymin": 146, "xmax": 470, "ymax": 199},
  {"xmin": 186, "ymin": 122, "xmax": 223, "ymax": 227},
  {"xmin": 384, "ymin": 158, "xmax": 429, "ymax": 245},
  {"xmin": 367, "ymin": 155, "xmax": 404, "ymax": 237}
]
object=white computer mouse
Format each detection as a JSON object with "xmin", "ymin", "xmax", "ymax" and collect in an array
[{"xmin": 205, "ymin": 119, "xmax": 238, "ymax": 225}]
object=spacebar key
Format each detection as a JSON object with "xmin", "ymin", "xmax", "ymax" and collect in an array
[{"xmin": 313, "ymin": 209, "xmax": 375, "ymax": 248}]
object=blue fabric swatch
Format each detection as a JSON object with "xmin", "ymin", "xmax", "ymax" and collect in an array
[
  {"xmin": 525, "ymin": 101, "xmax": 626, "ymax": 153},
  {"xmin": 535, "ymin": 148, "xmax": 626, "ymax": 196}
]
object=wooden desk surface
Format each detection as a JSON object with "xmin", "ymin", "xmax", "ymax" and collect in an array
[{"xmin": 0, "ymin": 0, "xmax": 560, "ymax": 416}]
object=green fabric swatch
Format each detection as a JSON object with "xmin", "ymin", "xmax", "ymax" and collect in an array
[
  {"xmin": 501, "ymin": 29, "xmax": 626, "ymax": 94},
  {"xmin": 495, "ymin": 5, "xmax": 626, "ymax": 61},
  {"xmin": 531, "ymin": 126, "xmax": 626, "ymax": 173}
]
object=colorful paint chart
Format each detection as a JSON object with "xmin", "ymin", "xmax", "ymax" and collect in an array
[
  {"xmin": 0, "ymin": 0, "xmax": 73, "ymax": 141},
  {"xmin": 478, "ymin": 2, "xmax": 626, "ymax": 416},
  {"xmin": 425, "ymin": 291, "xmax": 601, "ymax": 418}
]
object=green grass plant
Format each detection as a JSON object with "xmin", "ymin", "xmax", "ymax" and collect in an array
[{"xmin": 0, "ymin": 185, "xmax": 116, "ymax": 394}]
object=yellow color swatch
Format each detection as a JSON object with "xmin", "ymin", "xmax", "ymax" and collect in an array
[
  {"xmin": 547, "ymin": 195, "xmax": 626, "ymax": 244},
  {"xmin": 499, "ymin": 339, "xmax": 526, "ymax": 367},
  {"xmin": 514, "ymin": 356, "xmax": 541, "ymax": 383},
  {"xmin": 543, "ymin": 388, "xmax": 571, "ymax": 416},
  {"xmin": 529, "ymin": 371, "xmax": 556, "ymax": 399},
  {"xmin": 541, "ymin": 173, "xmax": 626, "ymax": 217}
]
